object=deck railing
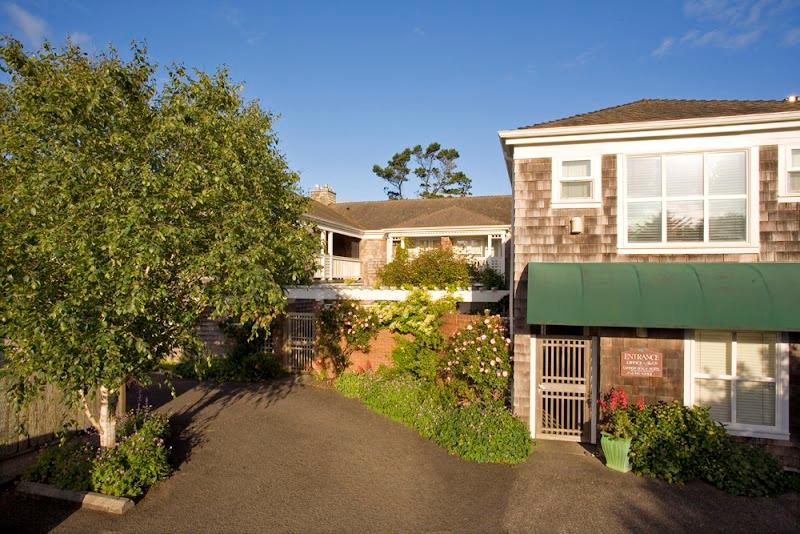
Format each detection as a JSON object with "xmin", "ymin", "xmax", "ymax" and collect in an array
[{"xmin": 314, "ymin": 255, "xmax": 361, "ymax": 281}]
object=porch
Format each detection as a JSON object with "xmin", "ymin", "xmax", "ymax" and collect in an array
[
  {"xmin": 388, "ymin": 230, "xmax": 509, "ymax": 278},
  {"xmin": 314, "ymin": 228, "xmax": 361, "ymax": 281}
]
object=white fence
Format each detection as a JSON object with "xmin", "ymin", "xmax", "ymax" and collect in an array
[{"xmin": 314, "ymin": 255, "xmax": 361, "ymax": 281}]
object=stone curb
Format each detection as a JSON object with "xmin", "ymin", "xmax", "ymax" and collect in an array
[{"xmin": 16, "ymin": 481, "xmax": 134, "ymax": 514}]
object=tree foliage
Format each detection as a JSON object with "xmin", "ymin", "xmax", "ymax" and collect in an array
[
  {"xmin": 0, "ymin": 39, "xmax": 319, "ymax": 444},
  {"xmin": 373, "ymin": 142, "xmax": 471, "ymax": 199}
]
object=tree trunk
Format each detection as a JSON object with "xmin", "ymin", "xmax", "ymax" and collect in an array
[{"xmin": 98, "ymin": 385, "xmax": 117, "ymax": 448}]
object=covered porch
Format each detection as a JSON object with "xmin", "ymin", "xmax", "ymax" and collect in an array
[{"xmin": 314, "ymin": 227, "xmax": 361, "ymax": 281}]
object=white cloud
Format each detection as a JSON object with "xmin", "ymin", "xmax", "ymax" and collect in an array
[
  {"xmin": 680, "ymin": 26, "xmax": 763, "ymax": 48},
  {"xmin": 561, "ymin": 46, "xmax": 603, "ymax": 69},
  {"xmin": 67, "ymin": 31, "xmax": 92, "ymax": 47},
  {"xmin": 652, "ymin": 36, "xmax": 676, "ymax": 57},
  {"xmin": 786, "ymin": 26, "xmax": 800, "ymax": 45},
  {"xmin": 2, "ymin": 2, "xmax": 47, "ymax": 47}
]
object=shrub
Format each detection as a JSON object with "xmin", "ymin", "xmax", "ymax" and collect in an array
[
  {"xmin": 703, "ymin": 440, "xmax": 790, "ymax": 497},
  {"xmin": 23, "ymin": 441, "xmax": 95, "ymax": 492},
  {"xmin": 468, "ymin": 263, "xmax": 506, "ymax": 289},
  {"xmin": 435, "ymin": 403, "xmax": 532, "ymax": 464},
  {"xmin": 171, "ymin": 350, "xmax": 284, "ymax": 382},
  {"xmin": 390, "ymin": 337, "xmax": 442, "ymax": 382},
  {"xmin": 24, "ymin": 408, "xmax": 172, "ymax": 500},
  {"xmin": 377, "ymin": 289, "xmax": 458, "ymax": 341},
  {"xmin": 317, "ymin": 300, "xmax": 381, "ymax": 374},
  {"xmin": 440, "ymin": 314, "xmax": 512, "ymax": 405},
  {"xmin": 334, "ymin": 372, "xmax": 531, "ymax": 464},
  {"xmin": 378, "ymin": 248, "xmax": 471, "ymax": 289}
]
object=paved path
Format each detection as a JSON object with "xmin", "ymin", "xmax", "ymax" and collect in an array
[{"xmin": 1, "ymin": 378, "xmax": 798, "ymax": 533}]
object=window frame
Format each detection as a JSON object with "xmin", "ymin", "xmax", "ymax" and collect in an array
[
  {"xmin": 618, "ymin": 147, "xmax": 760, "ymax": 255},
  {"xmin": 683, "ymin": 330, "xmax": 790, "ymax": 440},
  {"xmin": 778, "ymin": 144, "xmax": 800, "ymax": 202},
  {"xmin": 551, "ymin": 155, "xmax": 602, "ymax": 208}
]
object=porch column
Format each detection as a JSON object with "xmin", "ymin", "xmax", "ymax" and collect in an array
[{"xmin": 327, "ymin": 231, "xmax": 334, "ymax": 280}]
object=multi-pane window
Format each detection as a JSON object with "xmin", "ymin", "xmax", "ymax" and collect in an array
[
  {"xmin": 694, "ymin": 331, "xmax": 778, "ymax": 430},
  {"xmin": 787, "ymin": 147, "xmax": 800, "ymax": 196},
  {"xmin": 553, "ymin": 156, "xmax": 600, "ymax": 205},
  {"xmin": 625, "ymin": 151, "xmax": 749, "ymax": 246}
]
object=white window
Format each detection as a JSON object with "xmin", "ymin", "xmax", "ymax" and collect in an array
[
  {"xmin": 620, "ymin": 150, "xmax": 757, "ymax": 253},
  {"xmin": 686, "ymin": 330, "xmax": 789, "ymax": 439},
  {"xmin": 778, "ymin": 145, "xmax": 800, "ymax": 202},
  {"xmin": 451, "ymin": 236, "xmax": 486, "ymax": 257},
  {"xmin": 552, "ymin": 155, "xmax": 601, "ymax": 207}
]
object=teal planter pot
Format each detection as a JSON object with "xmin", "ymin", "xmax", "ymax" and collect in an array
[{"xmin": 600, "ymin": 432, "xmax": 632, "ymax": 473}]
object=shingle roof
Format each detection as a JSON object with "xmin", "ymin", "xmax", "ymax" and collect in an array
[
  {"xmin": 517, "ymin": 98, "xmax": 800, "ymax": 130},
  {"xmin": 306, "ymin": 195, "xmax": 512, "ymax": 230}
]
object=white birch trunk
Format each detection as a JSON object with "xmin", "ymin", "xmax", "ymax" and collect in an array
[{"xmin": 98, "ymin": 385, "xmax": 117, "ymax": 448}]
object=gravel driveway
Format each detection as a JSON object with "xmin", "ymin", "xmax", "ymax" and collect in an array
[{"xmin": 1, "ymin": 378, "xmax": 798, "ymax": 533}]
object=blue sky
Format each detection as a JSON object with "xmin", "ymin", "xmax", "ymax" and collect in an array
[{"xmin": 2, "ymin": 1, "xmax": 799, "ymax": 201}]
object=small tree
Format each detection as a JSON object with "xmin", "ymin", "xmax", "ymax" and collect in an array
[
  {"xmin": 372, "ymin": 148, "xmax": 412, "ymax": 200},
  {"xmin": 0, "ymin": 39, "xmax": 319, "ymax": 447},
  {"xmin": 411, "ymin": 143, "xmax": 471, "ymax": 198}
]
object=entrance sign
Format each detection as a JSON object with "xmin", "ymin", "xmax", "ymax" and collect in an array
[{"xmin": 620, "ymin": 348, "xmax": 663, "ymax": 378}]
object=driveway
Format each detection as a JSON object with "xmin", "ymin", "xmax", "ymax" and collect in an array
[{"xmin": 1, "ymin": 378, "xmax": 798, "ymax": 533}]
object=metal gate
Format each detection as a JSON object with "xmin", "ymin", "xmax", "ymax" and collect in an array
[
  {"xmin": 287, "ymin": 312, "xmax": 316, "ymax": 371},
  {"xmin": 535, "ymin": 337, "xmax": 595, "ymax": 442}
]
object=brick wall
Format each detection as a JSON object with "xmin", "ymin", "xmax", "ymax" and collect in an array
[
  {"xmin": 359, "ymin": 238, "xmax": 386, "ymax": 286},
  {"xmin": 512, "ymin": 146, "xmax": 800, "ymax": 429}
]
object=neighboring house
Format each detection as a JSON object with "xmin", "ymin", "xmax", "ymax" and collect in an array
[
  {"xmin": 499, "ymin": 98, "xmax": 800, "ymax": 468},
  {"xmin": 304, "ymin": 185, "xmax": 512, "ymax": 286}
]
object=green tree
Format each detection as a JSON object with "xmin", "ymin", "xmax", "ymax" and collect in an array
[
  {"xmin": 372, "ymin": 148, "xmax": 412, "ymax": 200},
  {"xmin": 0, "ymin": 39, "xmax": 319, "ymax": 447},
  {"xmin": 412, "ymin": 143, "xmax": 471, "ymax": 198}
]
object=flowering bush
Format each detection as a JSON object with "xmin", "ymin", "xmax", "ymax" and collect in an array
[
  {"xmin": 376, "ymin": 289, "xmax": 458, "ymax": 341},
  {"xmin": 317, "ymin": 300, "xmax": 381, "ymax": 374},
  {"xmin": 24, "ymin": 408, "xmax": 172, "ymax": 499},
  {"xmin": 377, "ymin": 247, "xmax": 471, "ymax": 289},
  {"xmin": 597, "ymin": 387, "xmax": 643, "ymax": 439},
  {"xmin": 440, "ymin": 313, "xmax": 512, "ymax": 405}
]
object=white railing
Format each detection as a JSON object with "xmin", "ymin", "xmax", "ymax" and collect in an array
[{"xmin": 314, "ymin": 255, "xmax": 360, "ymax": 281}]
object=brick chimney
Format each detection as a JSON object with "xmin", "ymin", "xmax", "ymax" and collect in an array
[{"xmin": 310, "ymin": 184, "xmax": 336, "ymax": 205}]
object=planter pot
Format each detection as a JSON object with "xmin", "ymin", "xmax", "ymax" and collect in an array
[{"xmin": 600, "ymin": 432, "xmax": 632, "ymax": 473}]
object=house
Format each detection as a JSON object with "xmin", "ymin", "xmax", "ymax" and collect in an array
[
  {"xmin": 304, "ymin": 185, "xmax": 512, "ymax": 286},
  {"xmin": 498, "ymin": 98, "xmax": 800, "ymax": 469}
]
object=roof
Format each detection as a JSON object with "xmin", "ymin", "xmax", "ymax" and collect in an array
[
  {"xmin": 527, "ymin": 262, "xmax": 800, "ymax": 332},
  {"xmin": 517, "ymin": 98, "xmax": 800, "ymax": 130},
  {"xmin": 306, "ymin": 195, "xmax": 512, "ymax": 231}
]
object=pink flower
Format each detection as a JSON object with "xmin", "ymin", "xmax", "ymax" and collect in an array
[
  {"xmin": 484, "ymin": 319, "xmax": 490, "ymax": 325},
  {"xmin": 489, "ymin": 360, "xmax": 496, "ymax": 367},
  {"xmin": 490, "ymin": 338, "xmax": 496, "ymax": 345},
  {"xmin": 502, "ymin": 370, "xmax": 509, "ymax": 377},
  {"xmin": 505, "ymin": 338, "xmax": 511, "ymax": 345},
  {"xmin": 466, "ymin": 325, "xmax": 473, "ymax": 331},
  {"xmin": 481, "ymin": 334, "xmax": 487, "ymax": 340}
]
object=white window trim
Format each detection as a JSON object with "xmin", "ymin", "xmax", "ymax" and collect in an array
[
  {"xmin": 617, "ymin": 147, "xmax": 760, "ymax": 255},
  {"xmin": 778, "ymin": 144, "xmax": 800, "ymax": 203},
  {"xmin": 551, "ymin": 155, "xmax": 602, "ymax": 208},
  {"xmin": 683, "ymin": 330, "xmax": 790, "ymax": 441}
]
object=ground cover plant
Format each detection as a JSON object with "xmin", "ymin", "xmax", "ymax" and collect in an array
[
  {"xmin": 334, "ymin": 309, "xmax": 531, "ymax": 464},
  {"xmin": 24, "ymin": 408, "xmax": 171, "ymax": 499},
  {"xmin": 603, "ymin": 389, "xmax": 797, "ymax": 497}
]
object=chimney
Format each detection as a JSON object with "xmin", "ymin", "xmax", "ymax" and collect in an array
[
  {"xmin": 786, "ymin": 95, "xmax": 799, "ymax": 103},
  {"xmin": 310, "ymin": 184, "xmax": 336, "ymax": 206}
]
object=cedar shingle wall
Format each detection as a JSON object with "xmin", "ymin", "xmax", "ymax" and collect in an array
[
  {"xmin": 359, "ymin": 238, "xmax": 386, "ymax": 286},
  {"xmin": 512, "ymin": 145, "xmax": 800, "ymax": 425}
]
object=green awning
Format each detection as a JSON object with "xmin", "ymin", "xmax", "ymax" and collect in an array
[{"xmin": 527, "ymin": 263, "xmax": 800, "ymax": 332}]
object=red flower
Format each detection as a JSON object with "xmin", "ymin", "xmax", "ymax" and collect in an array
[
  {"xmin": 636, "ymin": 398, "xmax": 645, "ymax": 411},
  {"xmin": 609, "ymin": 389, "xmax": 618, "ymax": 410},
  {"xmin": 618, "ymin": 388, "xmax": 628, "ymax": 408}
]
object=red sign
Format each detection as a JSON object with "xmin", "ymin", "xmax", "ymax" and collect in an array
[{"xmin": 620, "ymin": 348, "xmax": 663, "ymax": 378}]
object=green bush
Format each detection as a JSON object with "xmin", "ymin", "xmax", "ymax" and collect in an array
[
  {"xmin": 334, "ymin": 372, "xmax": 531, "ymax": 464},
  {"xmin": 24, "ymin": 408, "xmax": 172, "ymax": 500},
  {"xmin": 171, "ymin": 350, "xmax": 284, "ymax": 382},
  {"xmin": 435, "ymin": 403, "xmax": 532, "ymax": 464},
  {"xmin": 23, "ymin": 441, "xmax": 95, "ymax": 492},
  {"xmin": 628, "ymin": 401, "xmax": 793, "ymax": 496},
  {"xmin": 468, "ymin": 263, "xmax": 506, "ymax": 289},
  {"xmin": 390, "ymin": 337, "xmax": 442, "ymax": 382},
  {"xmin": 378, "ymin": 248, "xmax": 471, "ymax": 289}
]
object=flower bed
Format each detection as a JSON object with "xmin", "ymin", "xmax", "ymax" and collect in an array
[
  {"xmin": 599, "ymin": 387, "xmax": 799, "ymax": 497},
  {"xmin": 23, "ymin": 407, "xmax": 172, "ymax": 500},
  {"xmin": 335, "ymin": 372, "xmax": 531, "ymax": 464}
]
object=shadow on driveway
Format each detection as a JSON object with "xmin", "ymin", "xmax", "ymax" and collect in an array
[{"xmin": 1, "ymin": 379, "xmax": 798, "ymax": 533}]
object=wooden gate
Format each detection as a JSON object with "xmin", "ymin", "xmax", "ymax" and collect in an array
[
  {"xmin": 287, "ymin": 312, "xmax": 316, "ymax": 371},
  {"xmin": 535, "ymin": 337, "xmax": 595, "ymax": 442}
]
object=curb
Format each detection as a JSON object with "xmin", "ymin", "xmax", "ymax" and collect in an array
[{"xmin": 16, "ymin": 481, "xmax": 134, "ymax": 514}]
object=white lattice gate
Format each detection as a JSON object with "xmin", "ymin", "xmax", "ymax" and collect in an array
[
  {"xmin": 287, "ymin": 312, "xmax": 316, "ymax": 371},
  {"xmin": 535, "ymin": 337, "xmax": 595, "ymax": 442}
]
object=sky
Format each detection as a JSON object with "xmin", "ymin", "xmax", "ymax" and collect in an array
[{"xmin": 2, "ymin": 1, "xmax": 800, "ymax": 201}]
